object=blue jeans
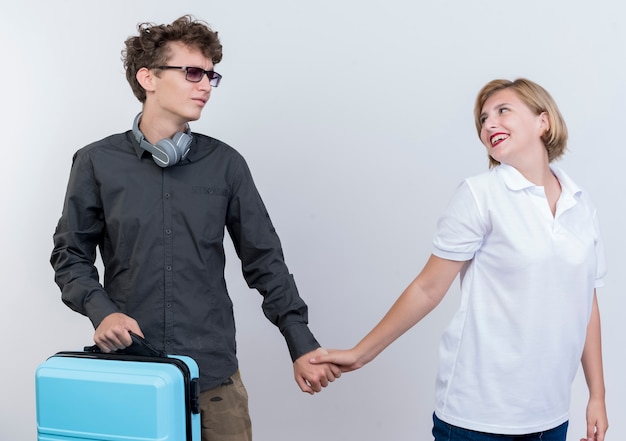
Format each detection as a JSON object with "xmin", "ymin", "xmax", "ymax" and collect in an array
[{"xmin": 432, "ymin": 413, "xmax": 568, "ymax": 441}]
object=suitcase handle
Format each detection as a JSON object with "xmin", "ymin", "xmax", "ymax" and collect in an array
[{"xmin": 84, "ymin": 332, "xmax": 167, "ymax": 357}]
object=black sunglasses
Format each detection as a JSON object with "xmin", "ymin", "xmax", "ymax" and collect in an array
[{"xmin": 154, "ymin": 66, "xmax": 222, "ymax": 87}]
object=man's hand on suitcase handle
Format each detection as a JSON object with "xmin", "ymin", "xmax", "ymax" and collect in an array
[{"xmin": 94, "ymin": 312, "xmax": 144, "ymax": 353}]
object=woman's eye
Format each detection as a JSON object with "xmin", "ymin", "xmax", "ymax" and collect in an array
[{"xmin": 499, "ymin": 107, "xmax": 509, "ymax": 114}]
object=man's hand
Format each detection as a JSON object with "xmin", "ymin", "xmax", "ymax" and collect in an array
[
  {"xmin": 293, "ymin": 347, "xmax": 342, "ymax": 395},
  {"xmin": 94, "ymin": 312, "xmax": 143, "ymax": 352}
]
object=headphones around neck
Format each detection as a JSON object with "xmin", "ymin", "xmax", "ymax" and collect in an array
[{"xmin": 132, "ymin": 113, "xmax": 193, "ymax": 167}]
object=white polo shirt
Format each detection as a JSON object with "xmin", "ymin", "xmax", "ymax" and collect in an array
[{"xmin": 432, "ymin": 163, "xmax": 606, "ymax": 434}]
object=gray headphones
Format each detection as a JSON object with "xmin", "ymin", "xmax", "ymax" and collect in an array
[{"xmin": 132, "ymin": 113, "xmax": 193, "ymax": 167}]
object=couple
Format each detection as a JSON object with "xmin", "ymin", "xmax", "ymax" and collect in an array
[{"xmin": 50, "ymin": 15, "xmax": 607, "ymax": 441}]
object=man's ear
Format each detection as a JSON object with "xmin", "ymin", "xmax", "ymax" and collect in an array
[{"xmin": 136, "ymin": 67, "xmax": 156, "ymax": 93}]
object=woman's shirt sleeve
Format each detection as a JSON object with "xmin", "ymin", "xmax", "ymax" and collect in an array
[{"xmin": 433, "ymin": 180, "xmax": 488, "ymax": 262}]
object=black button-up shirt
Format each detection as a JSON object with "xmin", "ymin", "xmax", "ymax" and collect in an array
[{"xmin": 50, "ymin": 130, "xmax": 320, "ymax": 390}]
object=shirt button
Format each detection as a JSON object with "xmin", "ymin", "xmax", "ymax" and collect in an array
[
  {"xmin": 165, "ymin": 228, "xmax": 172, "ymax": 235},
  {"xmin": 166, "ymin": 303, "xmax": 172, "ymax": 308},
  {"xmin": 166, "ymin": 265, "xmax": 172, "ymax": 271},
  {"xmin": 164, "ymin": 192, "xmax": 170, "ymax": 198}
]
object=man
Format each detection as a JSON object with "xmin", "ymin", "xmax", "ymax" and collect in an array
[{"xmin": 50, "ymin": 15, "xmax": 339, "ymax": 441}]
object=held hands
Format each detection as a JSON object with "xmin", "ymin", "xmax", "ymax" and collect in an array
[
  {"xmin": 309, "ymin": 348, "xmax": 365, "ymax": 373},
  {"xmin": 94, "ymin": 312, "xmax": 144, "ymax": 352},
  {"xmin": 293, "ymin": 347, "xmax": 343, "ymax": 395}
]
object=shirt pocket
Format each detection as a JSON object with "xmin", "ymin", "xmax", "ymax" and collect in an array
[{"xmin": 184, "ymin": 186, "xmax": 230, "ymax": 241}]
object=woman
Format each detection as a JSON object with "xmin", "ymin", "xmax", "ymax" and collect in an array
[{"xmin": 311, "ymin": 78, "xmax": 608, "ymax": 441}]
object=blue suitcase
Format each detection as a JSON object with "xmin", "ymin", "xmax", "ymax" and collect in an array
[{"xmin": 35, "ymin": 334, "xmax": 201, "ymax": 441}]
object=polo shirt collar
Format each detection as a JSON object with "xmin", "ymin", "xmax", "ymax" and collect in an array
[
  {"xmin": 550, "ymin": 165, "xmax": 583, "ymax": 198},
  {"xmin": 497, "ymin": 163, "xmax": 583, "ymax": 198}
]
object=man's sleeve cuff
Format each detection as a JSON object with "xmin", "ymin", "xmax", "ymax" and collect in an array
[{"xmin": 281, "ymin": 323, "xmax": 320, "ymax": 362}]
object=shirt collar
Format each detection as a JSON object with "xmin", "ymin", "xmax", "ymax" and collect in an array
[
  {"xmin": 496, "ymin": 163, "xmax": 583, "ymax": 197},
  {"xmin": 550, "ymin": 165, "xmax": 583, "ymax": 198},
  {"xmin": 129, "ymin": 131, "xmax": 146, "ymax": 159}
]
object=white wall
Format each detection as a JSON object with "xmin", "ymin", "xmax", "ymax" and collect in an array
[{"xmin": 1, "ymin": 1, "xmax": 623, "ymax": 440}]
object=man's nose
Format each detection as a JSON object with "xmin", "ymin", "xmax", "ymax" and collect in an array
[{"xmin": 197, "ymin": 73, "xmax": 213, "ymax": 89}]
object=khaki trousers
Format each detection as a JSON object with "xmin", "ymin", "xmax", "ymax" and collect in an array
[{"xmin": 200, "ymin": 370, "xmax": 252, "ymax": 441}]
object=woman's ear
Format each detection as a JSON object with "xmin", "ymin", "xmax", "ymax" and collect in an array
[{"xmin": 539, "ymin": 111, "xmax": 550, "ymax": 134}]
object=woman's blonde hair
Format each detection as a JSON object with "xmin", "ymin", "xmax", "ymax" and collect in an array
[{"xmin": 473, "ymin": 78, "xmax": 568, "ymax": 168}]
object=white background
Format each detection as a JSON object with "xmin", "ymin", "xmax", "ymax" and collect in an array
[{"xmin": 1, "ymin": 1, "xmax": 624, "ymax": 440}]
